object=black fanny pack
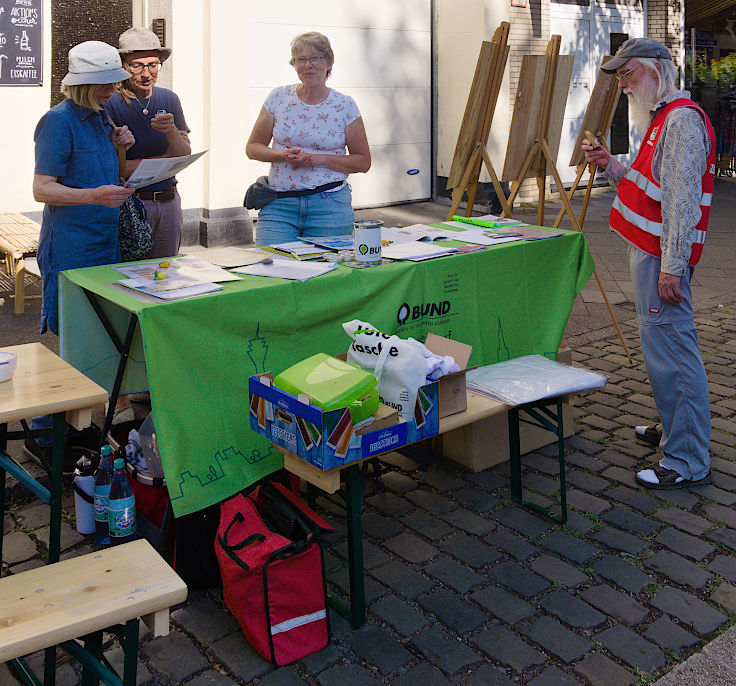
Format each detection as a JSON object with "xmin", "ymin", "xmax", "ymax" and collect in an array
[{"xmin": 244, "ymin": 176, "xmax": 343, "ymax": 210}]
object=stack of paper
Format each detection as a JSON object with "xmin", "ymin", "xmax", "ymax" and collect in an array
[
  {"xmin": 264, "ymin": 241, "xmax": 332, "ymax": 260},
  {"xmin": 382, "ymin": 241, "xmax": 456, "ymax": 261}
]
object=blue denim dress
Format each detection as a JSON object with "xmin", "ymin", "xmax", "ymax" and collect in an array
[{"xmin": 34, "ymin": 99, "xmax": 121, "ymax": 334}]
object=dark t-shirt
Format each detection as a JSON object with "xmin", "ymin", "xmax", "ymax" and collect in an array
[{"xmin": 104, "ymin": 87, "xmax": 189, "ymax": 192}]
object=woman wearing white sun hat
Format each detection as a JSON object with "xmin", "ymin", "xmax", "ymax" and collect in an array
[{"xmin": 27, "ymin": 41, "xmax": 136, "ymax": 471}]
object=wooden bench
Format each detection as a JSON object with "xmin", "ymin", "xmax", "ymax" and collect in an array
[
  {"xmin": 0, "ymin": 539, "xmax": 187, "ymax": 686},
  {"xmin": 0, "ymin": 213, "xmax": 41, "ymax": 315}
]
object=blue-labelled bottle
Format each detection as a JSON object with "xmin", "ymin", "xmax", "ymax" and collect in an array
[
  {"xmin": 108, "ymin": 457, "xmax": 137, "ymax": 545},
  {"xmin": 93, "ymin": 445, "xmax": 114, "ymax": 545}
]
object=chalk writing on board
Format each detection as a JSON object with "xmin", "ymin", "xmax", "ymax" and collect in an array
[{"xmin": 0, "ymin": 0, "xmax": 42, "ymax": 85}]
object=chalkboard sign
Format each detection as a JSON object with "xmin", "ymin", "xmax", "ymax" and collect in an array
[{"xmin": 0, "ymin": 0, "xmax": 43, "ymax": 86}]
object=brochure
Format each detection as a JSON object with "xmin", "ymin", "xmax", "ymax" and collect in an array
[
  {"xmin": 302, "ymin": 235, "xmax": 354, "ymax": 251},
  {"xmin": 382, "ymin": 241, "xmax": 457, "ymax": 261},
  {"xmin": 117, "ymin": 280, "xmax": 222, "ymax": 300},
  {"xmin": 263, "ymin": 241, "xmax": 333, "ymax": 260},
  {"xmin": 123, "ymin": 151, "xmax": 208, "ymax": 189}
]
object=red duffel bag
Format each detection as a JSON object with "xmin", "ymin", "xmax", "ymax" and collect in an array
[{"xmin": 215, "ymin": 480, "xmax": 334, "ymax": 665}]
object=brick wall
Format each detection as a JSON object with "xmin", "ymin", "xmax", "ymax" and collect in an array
[
  {"xmin": 647, "ymin": 0, "xmax": 682, "ymax": 67},
  {"xmin": 51, "ymin": 0, "xmax": 132, "ymax": 106}
]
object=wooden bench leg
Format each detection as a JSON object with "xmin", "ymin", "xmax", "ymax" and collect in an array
[{"xmin": 14, "ymin": 257, "xmax": 26, "ymax": 316}]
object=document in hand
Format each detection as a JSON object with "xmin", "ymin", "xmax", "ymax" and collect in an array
[{"xmin": 123, "ymin": 151, "xmax": 208, "ymax": 189}]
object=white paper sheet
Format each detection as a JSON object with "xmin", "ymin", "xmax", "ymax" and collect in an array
[
  {"xmin": 231, "ymin": 256, "xmax": 337, "ymax": 281},
  {"xmin": 123, "ymin": 151, "xmax": 207, "ymax": 189},
  {"xmin": 184, "ymin": 247, "xmax": 273, "ymax": 268}
]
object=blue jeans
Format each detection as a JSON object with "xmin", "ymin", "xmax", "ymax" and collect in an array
[
  {"xmin": 629, "ymin": 245, "xmax": 711, "ymax": 480},
  {"xmin": 256, "ymin": 184, "xmax": 354, "ymax": 245}
]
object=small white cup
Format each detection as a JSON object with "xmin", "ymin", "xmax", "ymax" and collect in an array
[{"xmin": 0, "ymin": 351, "xmax": 17, "ymax": 383}]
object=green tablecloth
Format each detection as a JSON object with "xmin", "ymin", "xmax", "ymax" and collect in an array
[{"xmin": 59, "ymin": 230, "xmax": 593, "ymax": 517}]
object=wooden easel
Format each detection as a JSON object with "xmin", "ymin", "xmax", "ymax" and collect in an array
[
  {"xmin": 445, "ymin": 23, "xmax": 511, "ymax": 220},
  {"xmin": 550, "ymin": 60, "xmax": 633, "ymax": 363},
  {"xmin": 502, "ymin": 36, "xmax": 578, "ymax": 228},
  {"xmin": 553, "ymin": 58, "xmax": 621, "ymax": 230}
]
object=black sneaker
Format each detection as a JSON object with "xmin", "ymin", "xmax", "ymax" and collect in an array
[
  {"xmin": 67, "ymin": 424, "xmax": 102, "ymax": 451},
  {"xmin": 23, "ymin": 437, "xmax": 88, "ymax": 476}
]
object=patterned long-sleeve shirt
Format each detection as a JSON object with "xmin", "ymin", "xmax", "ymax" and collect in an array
[{"xmin": 603, "ymin": 90, "xmax": 711, "ymax": 276}]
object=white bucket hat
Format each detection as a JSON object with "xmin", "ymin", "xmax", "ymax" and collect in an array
[
  {"xmin": 118, "ymin": 27, "xmax": 171, "ymax": 61},
  {"xmin": 62, "ymin": 41, "xmax": 131, "ymax": 85}
]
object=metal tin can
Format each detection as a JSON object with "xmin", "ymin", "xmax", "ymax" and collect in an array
[{"xmin": 354, "ymin": 220, "xmax": 384, "ymax": 264}]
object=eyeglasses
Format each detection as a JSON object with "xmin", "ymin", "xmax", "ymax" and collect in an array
[
  {"xmin": 616, "ymin": 64, "xmax": 641, "ymax": 83},
  {"xmin": 294, "ymin": 56, "xmax": 325, "ymax": 67},
  {"xmin": 125, "ymin": 61, "xmax": 161, "ymax": 74}
]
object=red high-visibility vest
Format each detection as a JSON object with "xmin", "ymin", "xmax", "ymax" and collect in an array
[{"xmin": 609, "ymin": 98, "xmax": 716, "ymax": 266}]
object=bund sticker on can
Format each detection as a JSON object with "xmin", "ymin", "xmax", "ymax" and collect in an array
[{"xmin": 354, "ymin": 220, "xmax": 383, "ymax": 263}]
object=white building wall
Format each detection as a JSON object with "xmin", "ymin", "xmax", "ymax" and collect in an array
[
  {"xmin": 436, "ymin": 0, "xmax": 512, "ymax": 185},
  {"xmin": 0, "ymin": 0, "xmax": 52, "ymax": 213}
]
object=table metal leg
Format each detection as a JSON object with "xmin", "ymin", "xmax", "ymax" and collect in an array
[
  {"xmin": 122, "ymin": 618, "xmax": 139, "ymax": 686},
  {"xmin": 48, "ymin": 413, "xmax": 66, "ymax": 565},
  {"xmin": 344, "ymin": 465, "xmax": 366, "ymax": 628},
  {"xmin": 507, "ymin": 399, "xmax": 567, "ymax": 524},
  {"xmin": 0, "ymin": 422, "xmax": 6, "ymax": 574},
  {"xmin": 82, "ymin": 290, "xmax": 139, "ymax": 446}
]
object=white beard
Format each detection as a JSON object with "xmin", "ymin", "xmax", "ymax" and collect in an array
[{"xmin": 626, "ymin": 78, "xmax": 659, "ymax": 135}]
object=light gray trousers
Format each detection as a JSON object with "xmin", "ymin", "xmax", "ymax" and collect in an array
[{"xmin": 629, "ymin": 244, "xmax": 711, "ymax": 480}]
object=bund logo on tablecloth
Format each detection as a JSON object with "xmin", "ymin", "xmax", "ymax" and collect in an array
[{"xmin": 396, "ymin": 300, "xmax": 451, "ymax": 325}]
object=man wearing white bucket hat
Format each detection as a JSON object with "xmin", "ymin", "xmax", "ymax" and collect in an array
[{"xmin": 28, "ymin": 41, "xmax": 136, "ymax": 472}]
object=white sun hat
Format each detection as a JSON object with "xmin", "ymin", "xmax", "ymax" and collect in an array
[{"xmin": 61, "ymin": 41, "xmax": 131, "ymax": 86}]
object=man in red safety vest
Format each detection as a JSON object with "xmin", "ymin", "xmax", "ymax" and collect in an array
[{"xmin": 583, "ymin": 37, "xmax": 715, "ymax": 489}]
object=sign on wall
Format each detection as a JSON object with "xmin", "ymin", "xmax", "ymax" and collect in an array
[{"xmin": 0, "ymin": 0, "xmax": 42, "ymax": 86}]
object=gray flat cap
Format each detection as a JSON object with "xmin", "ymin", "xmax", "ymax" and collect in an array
[{"xmin": 602, "ymin": 37, "xmax": 672, "ymax": 73}]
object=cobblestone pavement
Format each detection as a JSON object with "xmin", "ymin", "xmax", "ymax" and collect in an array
[
  {"xmin": 2, "ymin": 301, "xmax": 736, "ymax": 685},
  {"xmin": 2, "ymin": 179, "xmax": 736, "ymax": 685}
]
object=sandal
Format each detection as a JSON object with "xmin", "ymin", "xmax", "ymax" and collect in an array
[
  {"xmin": 635, "ymin": 464, "xmax": 712, "ymax": 490},
  {"xmin": 634, "ymin": 423, "xmax": 662, "ymax": 447}
]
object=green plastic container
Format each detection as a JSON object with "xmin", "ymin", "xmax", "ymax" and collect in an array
[{"xmin": 274, "ymin": 353, "xmax": 379, "ymax": 423}]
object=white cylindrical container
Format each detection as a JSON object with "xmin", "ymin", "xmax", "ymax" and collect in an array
[
  {"xmin": 354, "ymin": 220, "xmax": 383, "ymax": 264},
  {"xmin": 73, "ymin": 455, "xmax": 96, "ymax": 535}
]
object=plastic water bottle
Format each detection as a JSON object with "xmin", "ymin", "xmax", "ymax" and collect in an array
[
  {"xmin": 108, "ymin": 457, "xmax": 137, "ymax": 545},
  {"xmin": 73, "ymin": 455, "xmax": 96, "ymax": 535},
  {"xmin": 93, "ymin": 445, "xmax": 114, "ymax": 545}
]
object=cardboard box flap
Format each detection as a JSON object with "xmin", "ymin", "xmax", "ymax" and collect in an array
[{"xmin": 424, "ymin": 333, "xmax": 472, "ymax": 370}]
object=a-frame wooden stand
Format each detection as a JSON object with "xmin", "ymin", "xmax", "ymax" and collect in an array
[
  {"xmin": 503, "ymin": 35, "xmax": 579, "ymax": 228},
  {"xmin": 445, "ymin": 23, "xmax": 511, "ymax": 220}
]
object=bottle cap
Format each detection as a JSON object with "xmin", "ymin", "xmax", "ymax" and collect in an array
[
  {"xmin": 75, "ymin": 454, "xmax": 94, "ymax": 475},
  {"xmin": 101, "ymin": 444, "xmax": 112, "ymax": 456},
  {"xmin": 114, "ymin": 457, "xmax": 125, "ymax": 470}
]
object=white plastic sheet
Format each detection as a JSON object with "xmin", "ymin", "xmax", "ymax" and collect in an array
[{"xmin": 466, "ymin": 355, "xmax": 607, "ymax": 406}]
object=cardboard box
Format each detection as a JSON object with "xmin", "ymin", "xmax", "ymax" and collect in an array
[
  {"xmin": 441, "ymin": 401, "xmax": 574, "ymax": 472},
  {"xmin": 424, "ymin": 334, "xmax": 474, "ymax": 418},
  {"xmin": 248, "ymin": 373, "xmax": 439, "ymax": 471}
]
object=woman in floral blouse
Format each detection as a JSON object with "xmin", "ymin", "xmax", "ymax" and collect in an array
[{"xmin": 246, "ymin": 32, "xmax": 371, "ymax": 244}]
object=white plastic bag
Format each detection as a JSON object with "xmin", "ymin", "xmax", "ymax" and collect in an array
[{"xmin": 342, "ymin": 319, "xmax": 427, "ymax": 419}]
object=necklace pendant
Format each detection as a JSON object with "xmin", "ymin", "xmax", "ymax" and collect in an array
[{"xmin": 142, "ymin": 108, "xmax": 149, "ymax": 115}]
